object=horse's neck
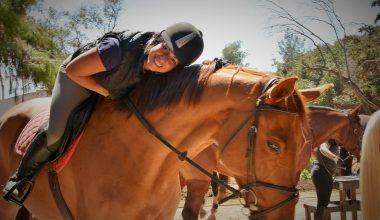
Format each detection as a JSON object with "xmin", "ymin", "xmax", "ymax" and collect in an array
[
  {"xmin": 80, "ymin": 71, "xmax": 265, "ymax": 179},
  {"xmin": 310, "ymin": 110, "xmax": 348, "ymax": 148},
  {"xmin": 206, "ymin": 69, "xmax": 264, "ymax": 109}
]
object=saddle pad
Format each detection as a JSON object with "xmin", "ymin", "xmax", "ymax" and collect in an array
[
  {"xmin": 15, "ymin": 110, "xmax": 84, "ymax": 173},
  {"xmin": 15, "ymin": 110, "xmax": 50, "ymax": 155}
]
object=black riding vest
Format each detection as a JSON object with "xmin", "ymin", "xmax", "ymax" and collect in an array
[
  {"xmin": 71, "ymin": 30, "xmax": 154, "ymax": 99},
  {"xmin": 315, "ymin": 143, "xmax": 339, "ymax": 173}
]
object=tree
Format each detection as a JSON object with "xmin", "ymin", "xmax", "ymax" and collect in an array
[
  {"xmin": 348, "ymin": 27, "xmax": 380, "ymax": 112},
  {"xmin": 273, "ymin": 30, "xmax": 305, "ymax": 76},
  {"xmin": 0, "ymin": 0, "xmax": 63, "ymax": 98},
  {"xmin": 0, "ymin": 0, "xmax": 124, "ymax": 99},
  {"xmin": 266, "ymin": 0, "xmax": 379, "ymax": 111},
  {"xmin": 61, "ymin": 0, "xmax": 123, "ymax": 52},
  {"xmin": 373, "ymin": 0, "xmax": 380, "ymax": 23},
  {"xmin": 222, "ymin": 40, "xmax": 249, "ymax": 66}
]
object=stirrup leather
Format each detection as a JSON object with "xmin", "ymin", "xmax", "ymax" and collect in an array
[{"xmin": 3, "ymin": 177, "xmax": 34, "ymax": 207}]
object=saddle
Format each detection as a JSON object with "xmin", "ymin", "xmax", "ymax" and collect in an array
[{"xmin": 15, "ymin": 94, "xmax": 99, "ymax": 172}]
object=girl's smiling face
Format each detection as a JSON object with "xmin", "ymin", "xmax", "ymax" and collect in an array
[{"xmin": 144, "ymin": 43, "xmax": 180, "ymax": 73}]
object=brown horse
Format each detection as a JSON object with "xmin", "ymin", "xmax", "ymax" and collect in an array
[
  {"xmin": 0, "ymin": 64, "xmax": 313, "ymax": 220},
  {"xmin": 180, "ymin": 104, "xmax": 364, "ymax": 220}
]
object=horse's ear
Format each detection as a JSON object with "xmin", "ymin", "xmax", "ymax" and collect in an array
[
  {"xmin": 300, "ymin": 83, "xmax": 334, "ymax": 102},
  {"xmin": 266, "ymin": 77, "xmax": 298, "ymax": 103},
  {"xmin": 351, "ymin": 105, "xmax": 361, "ymax": 116}
]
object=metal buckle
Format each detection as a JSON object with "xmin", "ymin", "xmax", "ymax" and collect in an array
[{"xmin": 3, "ymin": 178, "xmax": 34, "ymax": 207}]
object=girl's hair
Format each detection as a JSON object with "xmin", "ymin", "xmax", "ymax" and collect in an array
[{"xmin": 144, "ymin": 32, "xmax": 164, "ymax": 55}]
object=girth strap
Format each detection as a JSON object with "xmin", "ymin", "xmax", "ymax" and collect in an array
[{"xmin": 48, "ymin": 165, "xmax": 74, "ymax": 220}]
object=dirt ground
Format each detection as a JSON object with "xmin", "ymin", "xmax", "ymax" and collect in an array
[{"xmin": 174, "ymin": 179, "xmax": 362, "ymax": 220}]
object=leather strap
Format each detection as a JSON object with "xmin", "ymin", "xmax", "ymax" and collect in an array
[
  {"xmin": 48, "ymin": 165, "xmax": 74, "ymax": 220},
  {"xmin": 124, "ymin": 95, "xmax": 242, "ymax": 197}
]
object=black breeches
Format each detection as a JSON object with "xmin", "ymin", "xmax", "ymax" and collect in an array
[{"xmin": 311, "ymin": 163, "xmax": 333, "ymax": 207}]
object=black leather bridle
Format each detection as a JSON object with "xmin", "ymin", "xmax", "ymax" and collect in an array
[
  {"xmin": 238, "ymin": 104, "xmax": 301, "ymax": 219},
  {"xmin": 218, "ymin": 78, "xmax": 302, "ymax": 219},
  {"xmin": 124, "ymin": 77, "xmax": 303, "ymax": 219}
]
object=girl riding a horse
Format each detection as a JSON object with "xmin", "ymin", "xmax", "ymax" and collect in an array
[{"xmin": 2, "ymin": 22, "xmax": 204, "ymax": 206}]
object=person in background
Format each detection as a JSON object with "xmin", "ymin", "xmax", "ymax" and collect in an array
[
  {"xmin": 3, "ymin": 22, "xmax": 204, "ymax": 206},
  {"xmin": 339, "ymin": 148, "xmax": 353, "ymax": 198},
  {"xmin": 311, "ymin": 139, "xmax": 342, "ymax": 220}
]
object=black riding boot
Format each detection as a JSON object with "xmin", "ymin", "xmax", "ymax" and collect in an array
[
  {"xmin": 315, "ymin": 206, "xmax": 328, "ymax": 220},
  {"xmin": 2, "ymin": 131, "xmax": 54, "ymax": 207}
]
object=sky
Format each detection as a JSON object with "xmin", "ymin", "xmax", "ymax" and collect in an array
[
  {"xmin": 40, "ymin": 0, "xmax": 378, "ymax": 72},
  {"xmin": 1, "ymin": 0, "xmax": 378, "ymax": 99}
]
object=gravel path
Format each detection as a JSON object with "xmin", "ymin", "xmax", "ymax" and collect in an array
[{"xmin": 174, "ymin": 179, "xmax": 362, "ymax": 220}]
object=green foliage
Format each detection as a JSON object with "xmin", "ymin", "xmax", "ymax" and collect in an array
[
  {"xmin": 1, "ymin": 0, "xmax": 124, "ymax": 97},
  {"xmin": 300, "ymin": 157, "xmax": 314, "ymax": 180},
  {"xmin": 347, "ymin": 27, "xmax": 380, "ymax": 106},
  {"xmin": 222, "ymin": 40, "xmax": 249, "ymax": 66},
  {"xmin": 274, "ymin": 28, "xmax": 379, "ymax": 109},
  {"xmin": 0, "ymin": 0, "xmax": 65, "ymax": 95},
  {"xmin": 273, "ymin": 31, "xmax": 305, "ymax": 76},
  {"xmin": 300, "ymin": 169, "xmax": 311, "ymax": 180},
  {"xmin": 52, "ymin": 0, "xmax": 123, "ymax": 53}
]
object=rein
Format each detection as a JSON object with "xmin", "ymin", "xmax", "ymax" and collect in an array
[
  {"xmin": 124, "ymin": 95, "xmax": 241, "ymax": 197},
  {"xmin": 125, "ymin": 76, "xmax": 301, "ymax": 219}
]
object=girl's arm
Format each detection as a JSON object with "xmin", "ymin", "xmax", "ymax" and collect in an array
[
  {"xmin": 65, "ymin": 47, "xmax": 109, "ymax": 97},
  {"xmin": 319, "ymin": 142, "xmax": 340, "ymax": 163}
]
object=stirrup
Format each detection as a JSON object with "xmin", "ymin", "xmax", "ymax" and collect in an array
[{"xmin": 3, "ymin": 178, "xmax": 34, "ymax": 207}]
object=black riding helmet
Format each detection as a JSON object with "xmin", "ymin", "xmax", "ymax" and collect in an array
[{"xmin": 161, "ymin": 22, "xmax": 204, "ymax": 66}]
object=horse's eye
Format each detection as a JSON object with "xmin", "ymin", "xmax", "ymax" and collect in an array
[{"xmin": 267, "ymin": 141, "xmax": 281, "ymax": 154}]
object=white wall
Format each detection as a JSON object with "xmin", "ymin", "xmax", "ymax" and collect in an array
[{"xmin": 0, "ymin": 91, "xmax": 48, "ymax": 116}]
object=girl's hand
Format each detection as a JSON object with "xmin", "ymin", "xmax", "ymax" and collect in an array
[{"xmin": 334, "ymin": 156, "xmax": 342, "ymax": 164}]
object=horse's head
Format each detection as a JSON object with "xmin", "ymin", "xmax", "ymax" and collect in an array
[
  {"xmin": 341, "ymin": 106, "xmax": 365, "ymax": 158},
  {"xmin": 120, "ymin": 63, "xmax": 319, "ymax": 219},
  {"xmin": 212, "ymin": 68, "xmax": 322, "ymax": 220}
]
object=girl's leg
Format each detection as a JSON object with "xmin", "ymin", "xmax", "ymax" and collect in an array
[
  {"xmin": 3, "ymin": 59, "xmax": 91, "ymax": 206},
  {"xmin": 311, "ymin": 164, "xmax": 334, "ymax": 220},
  {"xmin": 46, "ymin": 66, "xmax": 91, "ymax": 149}
]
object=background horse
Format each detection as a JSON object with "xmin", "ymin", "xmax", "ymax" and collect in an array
[
  {"xmin": 360, "ymin": 110, "xmax": 380, "ymax": 220},
  {"xmin": 0, "ymin": 64, "xmax": 311, "ymax": 219},
  {"xmin": 180, "ymin": 104, "xmax": 364, "ymax": 220}
]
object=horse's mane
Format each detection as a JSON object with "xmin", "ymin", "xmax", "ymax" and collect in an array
[
  {"xmin": 309, "ymin": 106, "xmax": 364, "ymax": 126},
  {"xmin": 117, "ymin": 61, "xmax": 309, "ymax": 128},
  {"xmin": 119, "ymin": 61, "xmax": 218, "ymax": 112},
  {"xmin": 221, "ymin": 65, "xmax": 272, "ymax": 77},
  {"xmin": 309, "ymin": 105, "xmax": 362, "ymax": 115},
  {"xmin": 308, "ymin": 105, "xmax": 343, "ymax": 112}
]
